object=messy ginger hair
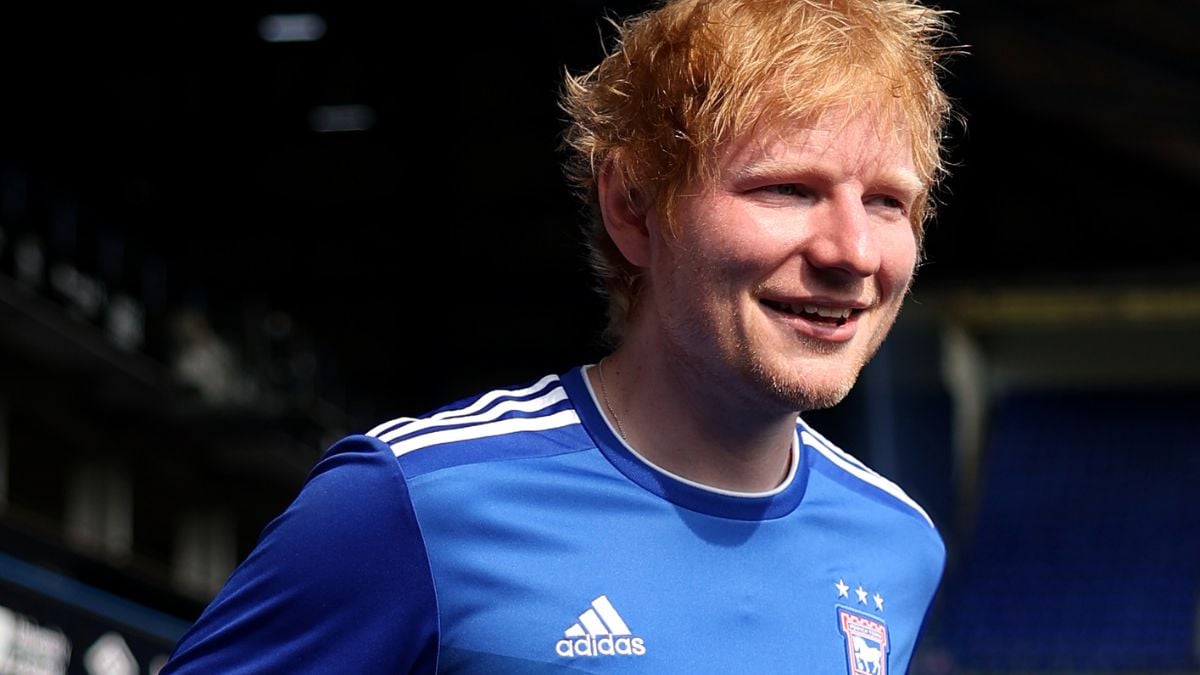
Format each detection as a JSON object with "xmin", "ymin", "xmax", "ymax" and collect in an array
[{"xmin": 561, "ymin": 0, "xmax": 960, "ymax": 341}]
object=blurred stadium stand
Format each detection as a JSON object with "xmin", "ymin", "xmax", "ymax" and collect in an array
[
  {"xmin": 0, "ymin": 176, "xmax": 350, "ymax": 670},
  {"xmin": 898, "ymin": 288, "xmax": 1200, "ymax": 675},
  {"xmin": 939, "ymin": 390, "xmax": 1200, "ymax": 671}
]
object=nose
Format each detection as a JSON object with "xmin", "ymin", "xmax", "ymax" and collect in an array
[{"xmin": 802, "ymin": 191, "xmax": 881, "ymax": 278}]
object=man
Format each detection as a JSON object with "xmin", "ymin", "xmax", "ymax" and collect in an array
[{"xmin": 164, "ymin": 0, "xmax": 957, "ymax": 672}]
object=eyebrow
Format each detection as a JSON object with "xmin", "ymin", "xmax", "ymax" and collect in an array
[{"xmin": 875, "ymin": 171, "xmax": 926, "ymax": 200}]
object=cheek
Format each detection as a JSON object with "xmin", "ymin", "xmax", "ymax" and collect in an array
[
  {"xmin": 681, "ymin": 240, "xmax": 776, "ymax": 303},
  {"xmin": 670, "ymin": 226, "xmax": 760, "ymax": 289},
  {"xmin": 688, "ymin": 214, "xmax": 787, "ymax": 277},
  {"xmin": 677, "ymin": 194, "xmax": 771, "ymax": 260},
  {"xmin": 880, "ymin": 230, "xmax": 919, "ymax": 294}
]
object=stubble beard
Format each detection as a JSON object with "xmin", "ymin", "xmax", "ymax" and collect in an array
[
  {"xmin": 655, "ymin": 278, "xmax": 902, "ymax": 417},
  {"xmin": 740, "ymin": 312, "xmax": 898, "ymax": 413},
  {"xmin": 743, "ymin": 340, "xmax": 861, "ymax": 413},
  {"xmin": 660, "ymin": 312, "xmax": 882, "ymax": 415}
]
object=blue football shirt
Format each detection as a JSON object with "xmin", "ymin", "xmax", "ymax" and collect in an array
[{"xmin": 163, "ymin": 365, "xmax": 944, "ymax": 674}]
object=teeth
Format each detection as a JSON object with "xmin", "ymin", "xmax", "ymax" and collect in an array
[{"xmin": 796, "ymin": 304, "xmax": 851, "ymax": 319}]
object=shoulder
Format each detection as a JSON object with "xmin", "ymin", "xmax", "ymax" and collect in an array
[
  {"xmin": 797, "ymin": 419, "xmax": 940, "ymax": 534},
  {"xmin": 364, "ymin": 372, "xmax": 594, "ymax": 479},
  {"xmin": 163, "ymin": 435, "xmax": 438, "ymax": 673}
]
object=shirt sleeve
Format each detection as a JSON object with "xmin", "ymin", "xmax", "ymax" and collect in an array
[{"xmin": 161, "ymin": 434, "xmax": 439, "ymax": 674}]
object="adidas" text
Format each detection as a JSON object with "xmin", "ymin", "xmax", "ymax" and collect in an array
[{"xmin": 555, "ymin": 635, "xmax": 646, "ymax": 657}]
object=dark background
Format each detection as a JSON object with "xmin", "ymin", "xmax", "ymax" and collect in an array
[{"xmin": 3, "ymin": 1, "xmax": 1196, "ymax": 427}]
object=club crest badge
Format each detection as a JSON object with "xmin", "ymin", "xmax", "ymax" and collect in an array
[{"xmin": 837, "ymin": 606, "xmax": 889, "ymax": 675}]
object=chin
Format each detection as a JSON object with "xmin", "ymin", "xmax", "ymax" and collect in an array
[
  {"xmin": 751, "ymin": 324, "xmax": 894, "ymax": 412},
  {"xmin": 745, "ymin": 357, "xmax": 863, "ymax": 413}
]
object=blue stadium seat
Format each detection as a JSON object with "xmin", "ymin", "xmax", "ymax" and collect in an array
[{"xmin": 937, "ymin": 390, "xmax": 1200, "ymax": 671}]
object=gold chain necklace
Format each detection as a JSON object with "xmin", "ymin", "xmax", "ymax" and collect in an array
[{"xmin": 597, "ymin": 358, "xmax": 627, "ymax": 440}]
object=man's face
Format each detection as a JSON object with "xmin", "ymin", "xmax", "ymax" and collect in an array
[{"xmin": 639, "ymin": 108, "xmax": 921, "ymax": 413}]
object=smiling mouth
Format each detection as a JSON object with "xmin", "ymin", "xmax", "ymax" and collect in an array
[{"xmin": 761, "ymin": 300, "xmax": 853, "ymax": 326}]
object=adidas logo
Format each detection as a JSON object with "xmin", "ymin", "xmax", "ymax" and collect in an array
[{"xmin": 555, "ymin": 595, "xmax": 647, "ymax": 658}]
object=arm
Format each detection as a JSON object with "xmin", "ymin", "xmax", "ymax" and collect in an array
[{"xmin": 162, "ymin": 435, "xmax": 438, "ymax": 674}]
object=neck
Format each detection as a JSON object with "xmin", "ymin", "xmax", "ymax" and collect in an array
[{"xmin": 591, "ymin": 344, "xmax": 798, "ymax": 493}]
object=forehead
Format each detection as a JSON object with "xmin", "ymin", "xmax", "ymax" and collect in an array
[{"xmin": 719, "ymin": 107, "xmax": 919, "ymax": 188}]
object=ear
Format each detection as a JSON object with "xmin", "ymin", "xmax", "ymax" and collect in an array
[{"xmin": 597, "ymin": 161, "xmax": 652, "ymax": 268}]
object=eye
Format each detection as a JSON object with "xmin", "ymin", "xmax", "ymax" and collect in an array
[
  {"xmin": 867, "ymin": 194, "xmax": 908, "ymax": 215},
  {"xmin": 761, "ymin": 184, "xmax": 812, "ymax": 198}
]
